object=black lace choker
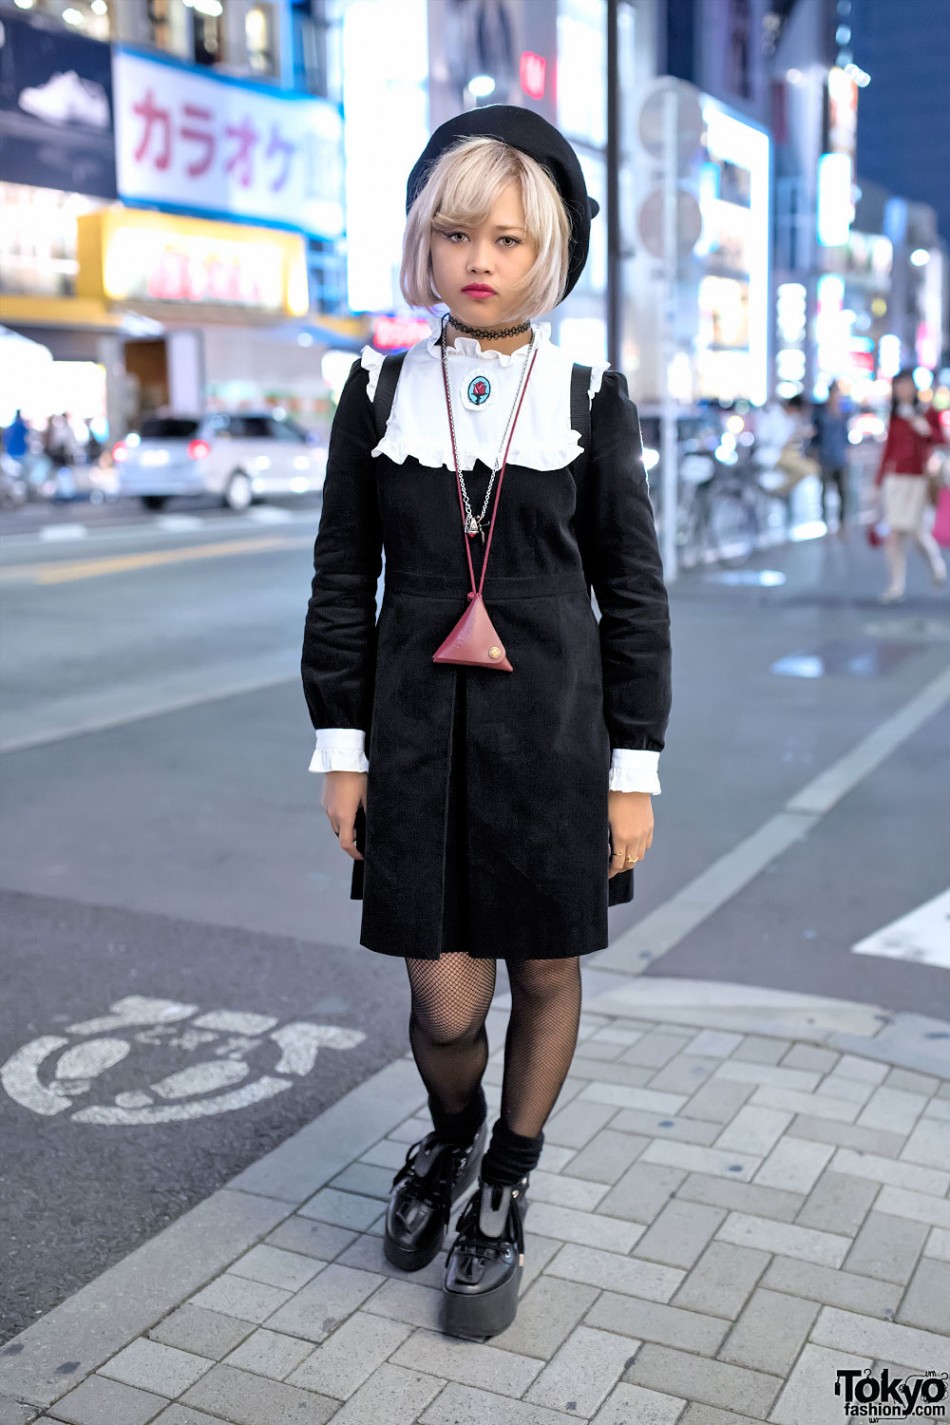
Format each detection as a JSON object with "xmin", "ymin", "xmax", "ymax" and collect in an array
[{"xmin": 447, "ymin": 313, "xmax": 533, "ymax": 341}]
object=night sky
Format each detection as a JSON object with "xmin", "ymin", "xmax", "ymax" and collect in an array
[{"xmin": 852, "ymin": 0, "xmax": 950, "ymax": 243}]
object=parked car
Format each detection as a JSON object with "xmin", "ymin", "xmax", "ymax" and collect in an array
[{"xmin": 112, "ymin": 411, "xmax": 326, "ymax": 511}]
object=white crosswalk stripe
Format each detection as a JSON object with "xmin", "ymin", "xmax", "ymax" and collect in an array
[{"xmin": 852, "ymin": 889, "xmax": 950, "ymax": 969}]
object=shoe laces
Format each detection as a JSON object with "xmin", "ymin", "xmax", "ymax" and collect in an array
[
  {"xmin": 391, "ymin": 1132, "xmax": 472, "ymax": 1229},
  {"xmin": 450, "ymin": 1177, "xmax": 526, "ymax": 1263}
]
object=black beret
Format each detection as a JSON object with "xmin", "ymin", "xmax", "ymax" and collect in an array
[{"xmin": 405, "ymin": 105, "xmax": 599, "ymax": 303}]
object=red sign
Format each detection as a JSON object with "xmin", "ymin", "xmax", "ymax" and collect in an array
[
  {"xmin": 519, "ymin": 52, "xmax": 547, "ymax": 101},
  {"xmin": 372, "ymin": 315, "xmax": 431, "ymax": 351}
]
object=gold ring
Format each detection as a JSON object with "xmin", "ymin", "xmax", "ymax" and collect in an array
[{"xmin": 625, "ymin": 856, "xmax": 638, "ymax": 864}]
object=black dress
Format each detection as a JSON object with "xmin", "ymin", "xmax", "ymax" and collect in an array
[{"xmin": 301, "ymin": 362, "xmax": 671, "ymax": 961}]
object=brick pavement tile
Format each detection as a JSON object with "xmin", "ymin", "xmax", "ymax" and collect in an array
[
  {"xmin": 521, "ymin": 1233, "xmax": 564, "ymax": 1293},
  {"xmin": 588, "ymin": 1026, "xmax": 648, "ymax": 1045},
  {"xmin": 264, "ymin": 1264, "xmax": 385, "ymax": 1342},
  {"xmin": 361, "ymin": 1278, "xmax": 444, "ymax": 1332},
  {"xmin": 749, "ymin": 1087, "xmax": 860, "ymax": 1123},
  {"xmin": 680, "ymin": 1409, "xmax": 759, "ymax": 1425},
  {"xmin": 99, "ymin": 1342, "xmax": 211, "ymax": 1399},
  {"xmin": 585, "ymin": 1291, "xmax": 729, "ymax": 1355},
  {"xmin": 795, "ymin": 1171, "xmax": 879, "ymax": 1237},
  {"xmin": 844, "ymin": 1211, "xmax": 928, "ymax": 1284},
  {"xmin": 685, "ymin": 1031, "xmax": 743, "ymax": 1060},
  {"xmin": 900, "ymin": 1120, "xmax": 950, "ymax": 1172},
  {"xmin": 326, "ymin": 1163, "xmax": 392, "ymax": 1200},
  {"xmin": 578, "ymin": 1084, "xmax": 688, "ymax": 1115},
  {"xmin": 831, "ymin": 1147, "xmax": 949, "ymax": 1196},
  {"xmin": 633, "ymin": 1201, "xmax": 726, "ymax": 1269},
  {"xmin": 896, "ymin": 1257, "xmax": 950, "ymax": 1334},
  {"xmin": 591, "ymin": 1382, "xmax": 686, "ymax": 1424},
  {"xmin": 572, "ymin": 1039, "xmax": 630, "ymax": 1062},
  {"xmin": 611, "ymin": 1110, "xmax": 720, "ymax": 1147},
  {"xmin": 560, "ymin": 1129, "xmax": 650, "ymax": 1184},
  {"xmin": 754, "ymin": 1138, "xmax": 834, "ymax": 1194},
  {"xmin": 875, "ymin": 1185, "xmax": 950, "ymax": 1230},
  {"xmin": 646, "ymin": 1058, "xmax": 722, "ymax": 1097},
  {"xmin": 566, "ymin": 1061, "xmax": 656, "ymax": 1090},
  {"xmin": 811, "ymin": 1304, "xmax": 950, "ymax": 1372},
  {"xmin": 296, "ymin": 1187, "xmax": 382, "ymax": 1231},
  {"xmin": 785, "ymin": 1113, "xmax": 906, "ymax": 1157},
  {"xmin": 885, "ymin": 1068, "xmax": 940, "ymax": 1094},
  {"xmin": 525, "ymin": 1325, "xmax": 635, "ymax": 1416},
  {"xmin": 220, "ymin": 1331, "xmax": 313, "ymax": 1382},
  {"xmin": 418, "ymin": 1382, "xmax": 584, "ymax": 1425},
  {"xmin": 761, "ymin": 1255, "xmax": 902, "ymax": 1315},
  {"xmin": 714, "ymin": 1107, "xmax": 792, "ymax": 1158},
  {"xmin": 938, "ymin": 1082, "xmax": 950, "ymax": 1101},
  {"xmin": 535, "ymin": 1144, "xmax": 576, "ymax": 1173},
  {"xmin": 150, "ymin": 1409, "xmax": 223, "ymax": 1424},
  {"xmin": 319, "ymin": 1362, "xmax": 443, "ymax": 1425},
  {"xmin": 680, "ymin": 1080, "xmax": 756, "ymax": 1126},
  {"xmin": 622, "ymin": 1344, "xmax": 782, "ymax": 1418},
  {"xmin": 358, "ymin": 1137, "xmax": 409, "ymax": 1170},
  {"xmin": 813, "ymin": 1075, "xmax": 875, "ymax": 1106},
  {"xmin": 0, "ymin": 1404, "xmax": 37, "ymax": 1425},
  {"xmin": 672, "ymin": 1242, "xmax": 769, "ymax": 1319},
  {"xmin": 179, "ymin": 1364, "xmax": 336, "ymax": 1425},
  {"xmin": 834, "ymin": 1055, "xmax": 889, "ymax": 1084},
  {"xmin": 597, "ymin": 1162, "xmax": 687, "ymax": 1224},
  {"xmin": 524, "ymin": 1200, "xmax": 644, "ymax": 1252},
  {"xmin": 714, "ymin": 1062, "xmax": 822, "ymax": 1092},
  {"xmin": 674, "ymin": 1172, "xmax": 804, "ymax": 1223},
  {"xmin": 717, "ymin": 1287, "xmax": 818, "ymax": 1376},
  {"xmin": 619, "ymin": 1032, "xmax": 694, "ymax": 1068},
  {"xmin": 285, "ymin": 1312, "xmax": 410, "ymax": 1399},
  {"xmin": 547, "ymin": 1243, "xmax": 684, "ymax": 1303},
  {"xmin": 641, "ymin": 1141, "xmax": 761, "ymax": 1183},
  {"xmin": 228, "ymin": 1247, "xmax": 321, "ymax": 1295},
  {"xmin": 716, "ymin": 1212, "xmax": 850, "ymax": 1267},
  {"xmin": 148, "ymin": 1307, "xmax": 256, "ymax": 1361},
  {"xmin": 924, "ymin": 1098, "xmax": 950, "ymax": 1122},
  {"xmin": 45, "ymin": 1375, "xmax": 168, "ymax": 1425},
  {"xmin": 855, "ymin": 1087, "xmax": 928, "ymax": 1135},
  {"xmin": 334, "ymin": 1228, "xmax": 446, "ymax": 1290},
  {"xmin": 491, "ymin": 1275, "xmax": 600, "ymax": 1360},
  {"xmin": 769, "ymin": 1342, "xmax": 872, "ymax": 1425},
  {"xmin": 781, "ymin": 1046, "xmax": 840, "ymax": 1074},
  {"xmin": 731, "ymin": 1036, "xmax": 790, "ymax": 1065},
  {"xmin": 188, "ymin": 1276, "xmax": 293, "ymax": 1326},
  {"xmin": 390, "ymin": 1326, "xmax": 541, "ymax": 1397},
  {"xmin": 544, "ymin": 1099, "xmax": 617, "ymax": 1149},
  {"xmin": 263, "ymin": 1217, "xmax": 357, "ymax": 1262},
  {"xmin": 525, "ymin": 1168, "xmax": 610, "ymax": 1212},
  {"xmin": 925, "ymin": 1227, "xmax": 950, "ymax": 1262}
]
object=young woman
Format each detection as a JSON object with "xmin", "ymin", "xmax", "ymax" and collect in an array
[
  {"xmin": 875, "ymin": 369, "xmax": 947, "ymax": 603},
  {"xmin": 301, "ymin": 107, "xmax": 672, "ymax": 1340}
]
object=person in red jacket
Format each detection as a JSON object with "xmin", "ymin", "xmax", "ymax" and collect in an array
[{"xmin": 875, "ymin": 369, "xmax": 947, "ymax": 602}]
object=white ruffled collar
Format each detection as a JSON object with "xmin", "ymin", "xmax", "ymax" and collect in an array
[{"xmin": 422, "ymin": 315, "xmax": 552, "ymax": 366}]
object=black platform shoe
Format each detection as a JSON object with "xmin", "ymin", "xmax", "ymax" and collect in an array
[
  {"xmin": 441, "ymin": 1173, "xmax": 529, "ymax": 1339},
  {"xmin": 383, "ymin": 1120, "xmax": 487, "ymax": 1272}
]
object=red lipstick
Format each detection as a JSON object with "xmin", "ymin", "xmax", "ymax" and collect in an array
[{"xmin": 462, "ymin": 284, "xmax": 497, "ymax": 298}]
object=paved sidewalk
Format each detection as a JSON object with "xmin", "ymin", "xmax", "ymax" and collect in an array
[{"xmin": 2, "ymin": 974, "xmax": 949, "ymax": 1425}]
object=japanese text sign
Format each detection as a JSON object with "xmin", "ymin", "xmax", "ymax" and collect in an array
[{"xmin": 112, "ymin": 49, "xmax": 344, "ymax": 239}]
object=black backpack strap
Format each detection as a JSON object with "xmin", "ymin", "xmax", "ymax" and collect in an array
[
  {"xmin": 371, "ymin": 351, "xmax": 408, "ymax": 442},
  {"xmin": 570, "ymin": 363, "xmax": 593, "ymax": 476}
]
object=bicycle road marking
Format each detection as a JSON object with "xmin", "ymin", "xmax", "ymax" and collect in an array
[
  {"xmin": 0, "ymin": 995, "xmax": 366, "ymax": 1124},
  {"xmin": 852, "ymin": 888, "xmax": 950, "ymax": 970}
]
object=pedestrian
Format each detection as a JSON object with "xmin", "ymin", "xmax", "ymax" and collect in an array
[
  {"xmin": 43, "ymin": 412, "xmax": 76, "ymax": 469},
  {"xmin": 813, "ymin": 380, "xmax": 851, "ymax": 531},
  {"xmin": 300, "ymin": 107, "xmax": 671, "ymax": 1339},
  {"xmin": 875, "ymin": 369, "xmax": 947, "ymax": 603},
  {"xmin": 2, "ymin": 408, "xmax": 30, "ymax": 462}
]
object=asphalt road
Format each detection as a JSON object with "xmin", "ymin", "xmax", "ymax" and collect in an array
[{"xmin": 1, "ymin": 500, "xmax": 948, "ymax": 1341}]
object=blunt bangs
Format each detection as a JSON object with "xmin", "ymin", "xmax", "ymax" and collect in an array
[{"xmin": 399, "ymin": 137, "xmax": 571, "ymax": 319}]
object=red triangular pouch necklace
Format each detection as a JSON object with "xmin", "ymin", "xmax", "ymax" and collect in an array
[{"xmin": 432, "ymin": 317, "xmax": 539, "ymax": 672}]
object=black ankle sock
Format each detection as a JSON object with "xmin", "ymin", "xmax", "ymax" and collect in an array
[
  {"xmin": 428, "ymin": 1083, "xmax": 487, "ymax": 1145},
  {"xmin": 480, "ymin": 1118, "xmax": 544, "ymax": 1187}
]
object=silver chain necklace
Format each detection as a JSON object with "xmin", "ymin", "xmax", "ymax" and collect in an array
[{"xmin": 440, "ymin": 313, "xmax": 537, "ymax": 543}]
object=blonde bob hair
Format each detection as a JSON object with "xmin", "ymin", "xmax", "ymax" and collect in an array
[{"xmin": 400, "ymin": 136, "xmax": 571, "ymax": 320}]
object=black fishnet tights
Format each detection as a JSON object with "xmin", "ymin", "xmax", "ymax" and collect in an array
[{"xmin": 405, "ymin": 952, "xmax": 582, "ymax": 1140}]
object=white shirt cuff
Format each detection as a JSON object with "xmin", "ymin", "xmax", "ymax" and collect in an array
[
  {"xmin": 309, "ymin": 728, "xmax": 368, "ymax": 774},
  {"xmin": 609, "ymin": 748, "xmax": 661, "ymax": 794}
]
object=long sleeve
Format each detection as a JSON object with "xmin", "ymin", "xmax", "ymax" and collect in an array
[
  {"xmin": 575, "ymin": 370, "xmax": 672, "ymax": 761},
  {"xmin": 875, "ymin": 420, "xmax": 895, "ymax": 485},
  {"xmin": 301, "ymin": 361, "xmax": 382, "ymax": 752}
]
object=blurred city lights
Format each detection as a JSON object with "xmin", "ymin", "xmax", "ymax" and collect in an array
[
  {"xmin": 909, "ymin": 249, "xmax": 930, "ymax": 267},
  {"xmin": 467, "ymin": 74, "xmax": 496, "ymax": 98}
]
